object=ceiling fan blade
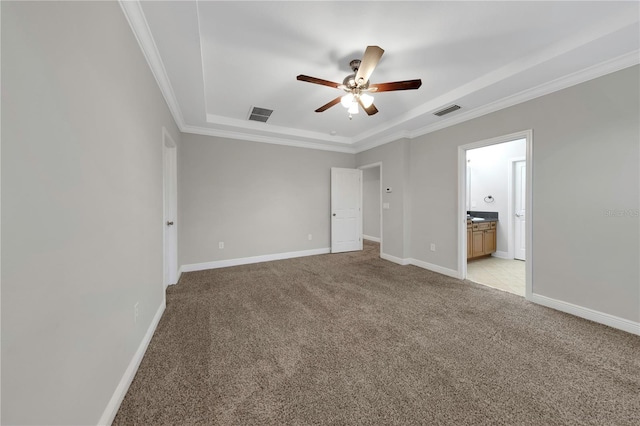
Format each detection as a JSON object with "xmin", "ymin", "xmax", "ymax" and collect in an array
[
  {"xmin": 355, "ymin": 46, "xmax": 384, "ymax": 86},
  {"xmin": 315, "ymin": 96, "xmax": 342, "ymax": 113},
  {"xmin": 369, "ymin": 79, "xmax": 422, "ymax": 92},
  {"xmin": 358, "ymin": 99, "xmax": 378, "ymax": 116},
  {"xmin": 297, "ymin": 74, "xmax": 341, "ymax": 89}
]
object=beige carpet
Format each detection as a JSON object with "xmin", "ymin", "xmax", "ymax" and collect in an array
[{"xmin": 114, "ymin": 241, "xmax": 640, "ymax": 425}]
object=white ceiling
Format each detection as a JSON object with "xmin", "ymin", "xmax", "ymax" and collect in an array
[{"xmin": 122, "ymin": 1, "xmax": 640, "ymax": 153}]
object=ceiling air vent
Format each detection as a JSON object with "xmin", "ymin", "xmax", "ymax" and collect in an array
[
  {"xmin": 433, "ymin": 104, "xmax": 461, "ymax": 117},
  {"xmin": 248, "ymin": 106, "xmax": 273, "ymax": 123}
]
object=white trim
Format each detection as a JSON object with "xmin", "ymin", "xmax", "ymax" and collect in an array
[
  {"xmin": 162, "ymin": 128, "xmax": 178, "ymax": 287},
  {"xmin": 358, "ymin": 162, "xmax": 383, "ymax": 258},
  {"xmin": 118, "ymin": 1, "xmax": 185, "ymax": 129},
  {"xmin": 180, "ymin": 248, "xmax": 331, "ymax": 273},
  {"xmin": 358, "ymin": 162, "xmax": 383, "ymax": 170},
  {"xmin": 409, "ymin": 258, "xmax": 461, "ymax": 280},
  {"xmin": 492, "ymin": 251, "xmax": 510, "ymax": 260},
  {"xmin": 181, "ymin": 124, "xmax": 356, "ymax": 154},
  {"xmin": 363, "ymin": 235, "xmax": 381, "ymax": 243},
  {"xmin": 507, "ymin": 156, "xmax": 527, "ymax": 260},
  {"xmin": 380, "ymin": 253, "xmax": 410, "ymax": 266},
  {"xmin": 205, "ymin": 113, "xmax": 352, "ymax": 146},
  {"xmin": 458, "ymin": 146, "xmax": 468, "ymax": 281},
  {"xmin": 529, "ymin": 294, "xmax": 640, "ymax": 336},
  {"xmin": 353, "ymin": 131, "xmax": 412, "ymax": 154},
  {"xmin": 524, "ymin": 134, "xmax": 533, "ymax": 300},
  {"xmin": 98, "ymin": 299, "xmax": 166, "ymax": 426}
]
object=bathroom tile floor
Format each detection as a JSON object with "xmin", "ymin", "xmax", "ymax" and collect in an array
[{"xmin": 467, "ymin": 256, "xmax": 526, "ymax": 296}]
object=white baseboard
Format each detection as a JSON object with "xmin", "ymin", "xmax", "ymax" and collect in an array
[
  {"xmin": 363, "ymin": 235, "xmax": 381, "ymax": 243},
  {"xmin": 380, "ymin": 253, "xmax": 410, "ymax": 265},
  {"xmin": 98, "ymin": 298, "xmax": 166, "ymax": 425},
  {"xmin": 529, "ymin": 293, "xmax": 640, "ymax": 336},
  {"xmin": 409, "ymin": 258, "xmax": 461, "ymax": 279},
  {"xmin": 379, "ymin": 254, "xmax": 461, "ymax": 279},
  {"xmin": 180, "ymin": 247, "xmax": 331, "ymax": 273},
  {"xmin": 493, "ymin": 250, "xmax": 510, "ymax": 259}
]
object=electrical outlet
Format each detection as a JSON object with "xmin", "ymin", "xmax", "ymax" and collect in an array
[
  {"xmin": 430, "ymin": 243, "xmax": 436, "ymax": 251},
  {"xmin": 308, "ymin": 234, "xmax": 313, "ymax": 241},
  {"xmin": 134, "ymin": 302, "xmax": 139, "ymax": 324},
  {"xmin": 219, "ymin": 242, "xmax": 224, "ymax": 249}
]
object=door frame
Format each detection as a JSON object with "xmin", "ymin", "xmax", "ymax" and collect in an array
[
  {"xmin": 457, "ymin": 130, "xmax": 533, "ymax": 299},
  {"xmin": 359, "ymin": 162, "xmax": 383, "ymax": 258},
  {"xmin": 509, "ymin": 158, "xmax": 526, "ymax": 260},
  {"xmin": 162, "ymin": 127, "xmax": 178, "ymax": 288}
]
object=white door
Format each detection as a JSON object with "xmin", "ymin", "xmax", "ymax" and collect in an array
[
  {"xmin": 163, "ymin": 131, "xmax": 178, "ymax": 287},
  {"xmin": 331, "ymin": 167, "xmax": 363, "ymax": 253},
  {"xmin": 514, "ymin": 160, "xmax": 526, "ymax": 260}
]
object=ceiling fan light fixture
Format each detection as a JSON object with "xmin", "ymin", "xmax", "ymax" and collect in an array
[
  {"xmin": 359, "ymin": 93, "xmax": 374, "ymax": 108},
  {"xmin": 348, "ymin": 102, "xmax": 359, "ymax": 114},
  {"xmin": 341, "ymin": 93, "xmax": 354, "ymax": 108}
]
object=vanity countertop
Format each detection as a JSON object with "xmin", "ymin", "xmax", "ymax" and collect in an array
[
  {"xmin": 467, "ymin": 216, "xmax": 498, "ymax": 223},
  {"xmin": 467, "ymin": 211, "xmax": 498, "ymax": 223}
]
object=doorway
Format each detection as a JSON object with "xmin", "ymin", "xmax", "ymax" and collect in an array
[
  {"xmin": 359, "ymin": 162, "xmax": 383, "ymax": 258},
  {"xmin": 162, "ymin": 128, "xmax": 178, "ymax": 288},
  {"xmin": 458, "ymin": 131, "xmax": 532, "ymax": 299}
]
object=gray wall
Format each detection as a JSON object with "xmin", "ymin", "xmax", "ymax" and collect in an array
[
  {"xmin": 362, "ymin": 167, "xmax": 381, "ymax": 239},
  {"xmin": 2, "ymin": 2, "xmax": 181, "ymax": 425},
  {"xmin": 407, "ymin": 65, "xmax": 639, "ymax": 322},
  {"xmin": 178, "ymin": 134, "xmax": 354, "ymax": 266},
  {"xmin": 356, "ymin": 139, "xmax": 411, "ymax": 260}
]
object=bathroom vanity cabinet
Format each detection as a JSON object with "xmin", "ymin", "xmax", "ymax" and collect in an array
[{"xmin": 467, "ymin": 219, "xmax": 497, "ymax": 259}]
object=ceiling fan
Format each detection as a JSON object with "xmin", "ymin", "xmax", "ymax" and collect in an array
[{"xmin": 297, "ymin": 46, "xmax": 422, "ymax": 119}]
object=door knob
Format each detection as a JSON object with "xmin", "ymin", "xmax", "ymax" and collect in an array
[
  {"xmin": 332, "ymin": 213, "xmax": 336, "ymax": 216},
  {"xmin": 167, "ymin": 221, "xmax": 174, "ymax": 226}
]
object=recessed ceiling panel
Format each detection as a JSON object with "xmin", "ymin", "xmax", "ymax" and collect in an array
[{"xmin": 132, "ymin": 1, "xmax": 639, "ymax": 151}]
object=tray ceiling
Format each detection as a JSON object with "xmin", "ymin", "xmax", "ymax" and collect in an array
[{"xmin": 121, "ymin": 1, "xmax": 640, "ymax": 153}]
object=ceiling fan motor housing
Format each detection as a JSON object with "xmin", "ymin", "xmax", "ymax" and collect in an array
[{"xmin": 344, "ymin": 59, "xmax": 370, "ymax": 90}]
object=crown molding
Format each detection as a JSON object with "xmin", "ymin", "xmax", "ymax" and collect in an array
[
  {"xmin": 405, "ymin": 50, "xmax": 640, "ymax": 142},
  {"xmin": 353, "ymin": 130, "xmax": 411, "ymax": 154},
  {"xmin": 181, "ymin": 124, "xmax": 356, "ymax": 154},
  {"xmin": 205, "ymin": 113, "xmax": 352, "ymax": 145},
  {"xmin": 119, "ymin": 0, "xmax": 185, "ymax": 128}
]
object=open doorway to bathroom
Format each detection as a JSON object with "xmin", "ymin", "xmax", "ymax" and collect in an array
[
  {"xmin": 360, "ymin": 162, "xmax": 383, "ymax": 258},
  {"xmin": 458, "ymin": 131, "xmax": 532, "ymax": 298}
]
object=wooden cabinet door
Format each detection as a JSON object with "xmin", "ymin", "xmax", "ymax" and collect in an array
[
  {"xmin": 467, "ymin": 227, "xmax": 472, "ymax": 258},
  {"xmin": 472, "ymin": 231, "xmax": 484, "ymax": 257},
  {"xmin": 484, "ymin": 229, "xmax": 496, "ymax": 254}
]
